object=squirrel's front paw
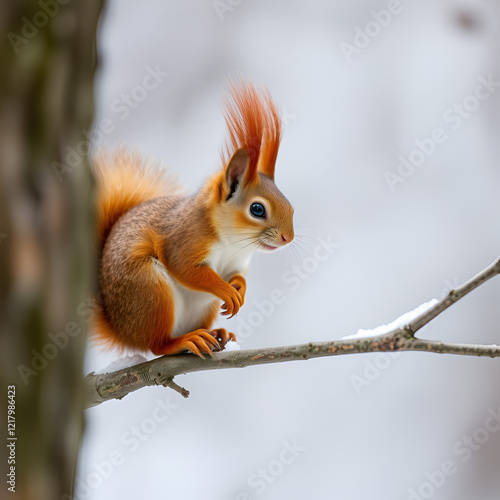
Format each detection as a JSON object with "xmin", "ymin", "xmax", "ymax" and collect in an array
[
  {"xmin": 229, "ymin": 275, "xmax": 246, "ymax": 305},
  {"xmin": 220, "ymin": 284, "xmax": 243, "ymax": 318}
]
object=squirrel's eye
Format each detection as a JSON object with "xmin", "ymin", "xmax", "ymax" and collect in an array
[{"xmin": 250, "ymin": 202, "xmax": 266, "ymax": 219}]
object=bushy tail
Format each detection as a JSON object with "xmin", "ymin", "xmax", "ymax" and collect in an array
[{"xmin": 94, "ymin": 149, "xmax": 180, "ymax": 249}]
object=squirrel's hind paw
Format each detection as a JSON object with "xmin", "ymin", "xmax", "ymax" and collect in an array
[
  {"xmin": 209, "ymin": 328, "xmax": 236, "ymax": 349},
  {"xmin": 152, "ymin": 329, "xmax": 221, "ymax": 358}
]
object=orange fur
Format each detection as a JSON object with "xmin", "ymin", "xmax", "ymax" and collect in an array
[
  {"xmin": 223, "ymin": 78, "xmax": 282, "ymax": 181},
  {"xmin": 152, "ymin": 330, "xmax": 220, "ymax": 358},
  {"xmin": 129, "ymin": 227, "xmax": 165, "ymax": 263},
  {"xmin": 93, "ymin": 151, "xmax": 181, "ymax": 352},
  {"xmin": 94, "ymin": 304, "xmax": 126, "ymax": 352},
  {"xmin": 93, "ymin": 80, "xmax": 292, "ymax": 358},
  {"xmin": 94, "ymin": 149, "xmax": 180, "ymax": 246},
  {"xmin": 229, "ymin": 274, "xmax": 247, "ymax": 304},
  {"xmin": 198, "ymin": 303, "xmax": 236, "ymax": 349}
]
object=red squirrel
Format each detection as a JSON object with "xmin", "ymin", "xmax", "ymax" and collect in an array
[{"xmin": 93, "ymin": 80, "xmax": 294, "ymax": 357}]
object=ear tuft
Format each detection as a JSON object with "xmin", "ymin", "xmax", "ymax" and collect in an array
[{"xmin": 222, "ymin": 78, "xmax": 282, "ymax": 181}]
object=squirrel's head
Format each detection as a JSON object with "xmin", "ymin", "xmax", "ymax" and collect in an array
[
  {"xmin": 215, "ymin": 148, "xmax": 294, "ymax": 252},
  {"xmin": 212, "ymin": 79, "xmax": 294, "ymax": 252}
]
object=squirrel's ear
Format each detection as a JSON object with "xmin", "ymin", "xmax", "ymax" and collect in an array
[{"xmin": 224, "ymin": 148, "xmax": 257, "ymax": 196}]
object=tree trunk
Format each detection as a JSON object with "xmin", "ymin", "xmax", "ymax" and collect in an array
[{"xmin": 0, "ymin": 1, "xmax": 103, "ymax": 498}]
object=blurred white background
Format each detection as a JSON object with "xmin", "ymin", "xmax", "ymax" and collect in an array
[{"xmin": 80, "ymin": 0, "xmax": 500, "ymax": 499}]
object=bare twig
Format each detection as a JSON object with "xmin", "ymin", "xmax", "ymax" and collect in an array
[{"xmin": 84, "ymin": 257, "xmax": 500, "ymax": 409}]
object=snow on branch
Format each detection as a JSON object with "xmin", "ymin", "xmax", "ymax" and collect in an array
[{"xmin": 84, "ymin": 257, "xmax": 500, "ymax": 409}]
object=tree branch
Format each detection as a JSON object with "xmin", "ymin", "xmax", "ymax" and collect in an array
[{"xmin": 84, "ymin": 257, "xmax": 500, "ymax": 409}]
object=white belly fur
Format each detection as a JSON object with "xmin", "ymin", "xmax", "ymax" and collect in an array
[{"xmin": 152, "ymin": 235, "xmax": 254, "ymax": 338}]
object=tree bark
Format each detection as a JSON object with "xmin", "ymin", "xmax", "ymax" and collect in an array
[{"xmin": 0, "ymin": 2, "xmax": 103, "ymax": 499}]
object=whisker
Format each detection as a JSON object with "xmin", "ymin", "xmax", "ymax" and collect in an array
[
  {"xmin": 217, "ymin": 232, "xmax": 258, "ymax": 239},
  {"xmin": 213, "ymin": 235, "xmax": 260, "ymax": 252},
  {"xmin": 289, "ymin": 242, "xmax": 302, "ymax": 264},
  {"xmin": 254, "ymin": 241, "xmax": 266, "ymax": 255},
  {"xmin": 294, "ymin": 238, "xmax": 315, "ymax": 252},
  {"xmin": 218, "ymin": 226, "xmax": 259, "ymax": 231},
  {"xmin": 217, "ymin": 231, "xmax": 257, "ymax": 236},
  {"xmin": 294, "ymin": 239, "xmax": 313, "ymax": 257},
  {"xmin": 290, "ymin": 240, "xmax": 308, "ymax": 260},
  {"xmin": 226, "ymin": 237, "xmax": 260, "ymax": 260},
  {"xmin": 295, "ymin": 233, "xmax": 317, "ymax": 242}
]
